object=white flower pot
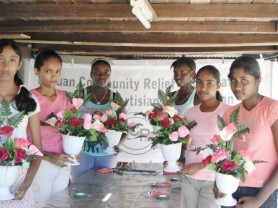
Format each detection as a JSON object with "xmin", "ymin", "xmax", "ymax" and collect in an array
[
  {"xmin": 62, "ymin": 134, "xmax": 86, "ymax": 166},
  {"xmin": 0, "ymin": 166, "xmax": 19, "ymax": 200},
  {"xmin": 105, "ymin": 130, "xmax": 122, "ymax": 153},
  {"xmin": 161, "ymin": 143, "xmax": 182, "ymax": 172},
  {"xmin": 215, "ymin": 172, "xmax": 240, "ymax": 206}
]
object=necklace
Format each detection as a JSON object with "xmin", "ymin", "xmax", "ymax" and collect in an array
[
  {"xmin": 176, "ymin": 87, "xmax": 193, "ymax": 105},
  {"xmin": 91, "ymin": 88, "xmax": 109, "ymax": 105}
]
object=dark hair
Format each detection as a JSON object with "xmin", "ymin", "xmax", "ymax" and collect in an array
[
  {"xmin": 0, "ymin": 39, "xmax": 22, "ymax": 62},
  {"xmin": 0, "ymin": 39, "xmax": 36, "ymax": 114},
  {"xmin": 228, "ymin": 56, "xmax": 261, "ymax": 80},
  {"xmin": 35, "ymin": 49, "xmax": 62, "ymax": 70},
  {"xmin": 197, "ymin": 65, "xmax": 223, "ymax": 102},
  {"xmin": 171, "ymin": 57, "xmax": 196, "ymax": 72},
  {"xmin": 90, "ymin": 59, "xmax": 111, "ymax": 76}
]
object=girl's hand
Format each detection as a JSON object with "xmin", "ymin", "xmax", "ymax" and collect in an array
[
  {"xmin": 51, "ymin": 153, "xmax": 73, "ymax": 167},
  {"xmin": 236, "ymin": 196, "xmax": 262, "ymax": 208},
  {"xmin": 14, "ymin": 181, "xmax": 31, "ymax": 200},
  {"xmin": 213, "ymin": 184, "xmax": 226, "ymax": 199},
  {"xmin": 180, "ymin": 163, "xmax": 203, "ymax": 175}
]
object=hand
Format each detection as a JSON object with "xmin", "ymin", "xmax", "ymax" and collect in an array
[
  {"xmin": 14, "ymin": 181, "xmax": 31, "ymax": 200},
  {"xmin": 51, "ymin": 153, "xmax": 74, "ymax": 167},
  {"xmin": 236, "ymin": 196, "xmax": 262, "ymax": 208},
  {"xmin": 213, "ymin": 183, "xmax": 226, "ymax": 199},
  {"xmin": 180, "ymin": 163, "xmax": 203, "ymax": 175}
]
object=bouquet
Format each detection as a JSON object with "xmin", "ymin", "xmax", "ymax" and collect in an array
[
  {"xmin": 192, "ymin": 107, "xmax": 263, "ymax": 182},
  {"xmin": 139, "ymin": 86, "xmax": 197, "ymax": 147},
  {"xmin": 43, "ymin": 81, "xmax": 108, "ymax": 147},
  {"xmin": 0, "ymin": 100, "xmax": 42, "ymax": 166},
  {"xmin": 92, "ymin": 91, "xmax": 140, "ymax": 133}
]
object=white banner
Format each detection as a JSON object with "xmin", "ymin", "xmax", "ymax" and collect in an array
[{"xmin": 25, "ymin": 59, "xmax": 271, "ymax": 162}]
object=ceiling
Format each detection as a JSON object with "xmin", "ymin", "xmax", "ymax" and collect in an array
[{"xmin": 0, "ymin": 0, "xmax": 278, "ymax": 60}]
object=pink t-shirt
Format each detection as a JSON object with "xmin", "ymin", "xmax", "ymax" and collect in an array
[
  {"xmin": 184, "ymin": 102, "xmax": 231, "ymax": 181},
  {"xmin": 224, "ymin": 97, "xmax": 278, "ymax": 187},
  {"xmin": 30, "ymin": 89, "xmax": 72, "ymax": 154}
]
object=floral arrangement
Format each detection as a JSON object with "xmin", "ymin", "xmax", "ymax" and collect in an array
[
  {"xmin": 92, "ymin": 91, "xmax": 139, "ymax": 133},
  {"xmin": 138, "ymin": 86, "xmax": 197, "ymax": 147},
  {"xmin": 192, "ymin": 107, "xmax": 263, "ymax": 182},
  {"xmin": 0, "ymin": 100, "xmax": 42, "ymax": 166},
  {"xmin": 42, "ymin": 81, "xmax": 108, "ymax": 147}
]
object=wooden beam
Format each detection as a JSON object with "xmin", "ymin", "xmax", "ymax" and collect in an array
[
  {"xmin": 0, "ymin": 4, "xmax": 277, "ymax": 21},
  {"xmin": 0, "ymin": 33, "xmax": 31, "ymax": 39},
  {"xmin": 1, "ymin": 20, "xmax": 277, "ymax": 34},
  {"xmin": 15, "ymin": 33, "xmax": 278, "ymax": 47}
]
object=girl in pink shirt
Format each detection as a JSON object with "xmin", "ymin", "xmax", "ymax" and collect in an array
[
  {"xmin": 180, "ymin": 65, "xmax": 230, "ymax": 208},
  {"xmin": 28, "ymin": 50, "xmax": 73, "ymax": 207},
  {"xmin": 219, "ymin": 56, "xmax": 278, "ymax": 208}
]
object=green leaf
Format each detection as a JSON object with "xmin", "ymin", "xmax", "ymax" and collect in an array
[
  {"xmin": 7, "ymin": 111, "xmax": 25, "ymax": 128},
  {"xmin": 229, "ymin": 107, "xmax": 240, "ymax": 124},
  {"xmin": 217, "ymin": 114, "xmax": 226, "ymax": 130},
  {"xmin": 158, "ymin": 88, "xmax": 167, "ymax": 105}
]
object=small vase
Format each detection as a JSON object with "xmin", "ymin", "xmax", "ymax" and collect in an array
[
  {"xmin": 105, "ymin": 130, "xmax": 122, "ymax": 153},
  {"xmin": 215, "ymin": 172, "xmax": 240, "ymax": 206},
  {"xmin": 0, "ymin": 166, "xmax": 20, "ymax": 200},
  {"xmin": 161, "ymin": 143, "xmax": 182, "ymax": 172},
  {"xmin": 62, "ymin": 134, "xmax": 86, "ymax": 166}
]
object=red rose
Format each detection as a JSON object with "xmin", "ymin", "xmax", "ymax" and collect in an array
[
  {"xmin": 0, "ymin": 126, "xmax": 14, "ymax": 137},
  {"xmin": 160, "ymin": 118, "xmax": 171, "ymax": 128},
  {"xmin": 55, "ymin": 119, "xmax": 66, "ymax": 128},
  {"xmin": 0, "ymin": 147, "xmax": 9, "ymax": 163},
  {"xmin": 119, "ymin": 118, "xmax": 126, "ymax": 123},
  {"xmin": 14, "ymin": 148, "xmax": 27, "ymax": 163},
  {"xmin": 173, "ymin": 115, "xmax": 183, "ymax": 122},
  {"xmin": 69, "ymin": 117, "xmax": 83, "ymax": 127},
  {"xmin": 202, "ymin": 155, "xmax": 212, "ymax": 166},
  {"xmin": 106, "ymin": 118, "xmax": 116, "ymax": 127},
  {"xmin": 220, "ymin": 160, "xmax": 237, "ymax": 172}
]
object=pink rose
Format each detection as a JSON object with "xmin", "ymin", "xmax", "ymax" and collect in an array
[
  {"xmin": 202, "ymin": 155, "xmax": 212, "ymax": 166},
  {"xmin": 101, "ymin": 114, "xmax": 108, "ymax": 123},
  {"xmin": 156, "ymin": 112, "xmax": 169, "ymax": 120},
  {"xmin": 14, "ymin": 138, "xmax": 30, "ymax": 148},
  {"xmin": 72, "ymin": 98, "xmax": 84, "ymax": 110},
  {"xmin": 0, "ymin": 147, "xmax": 9, "ymax": 163},
  {"xmin": 238, "ymin": 150, "xmax": 253, "ymax": 160},
  {"xmin": 169, "ymin": 131, "xmax": 179, "ymax": 142},
  {"xmin": 14, "ymin": 148, "xmax": 27, "ymax": 163},
  {"xmin": 105, "ymin": 110, "xmax": 114, "ymax": 116},
  {"xmin": 220, "ymin": 123, "xmax": 237, "ymax": 141},
  {"xmin": 93, "ymin": 114, "xmax": 101, "ymax": 121},
  {"xmin": 92, "ymin": 120, "xmax": 107, "ymax": 133},
  {"xmin": 147, "ymin": 133, "xmax": 157, "ymax": 139},
  {"xmin": 211, "ymin": 150, "xmax": 230, "ymax": 163},
  {"xmin": 83, "ymin": 113, "xmax": 92, "ymax": 123},
  {"xmin": 119, "ymin": 113, "xmax": 128, "ymax": 120},
  {"xmin": 56, "ymin": 110, "xmax": 65, "ymax": 119},
  {"xmin": 178, "ymin": 126, "xmax": 189, "ymax": 138},
  {"xmin": 162, "ymin": 105, "xmax": 177, "ymax": 117},
  {"xmin": 0, "ymin": 126, "xmax": 14, "ymax": 137},
  {"xmin": 27, "ymin": 144, "xmax": 43, "ymax": 157},
  {"xmin": 211, "ymin": 135, "xmax": 220, "ymax": 144},
  {"xmin": 220, "ymin": 160, "xmax": 237, "ymax": 172}
]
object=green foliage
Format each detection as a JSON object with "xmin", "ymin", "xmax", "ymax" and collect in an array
[
  {"xmin": 156, "ymin": 85, "xmax": 176, "ymax": 107},
  {"xmin": 0, "ymin": 99, "xmax": 24, "ymax": 127}
]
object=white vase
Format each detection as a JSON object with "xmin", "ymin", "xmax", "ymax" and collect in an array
[
  {"xmin": 0, "ymin": 166, "xmax": 20, "ymax": 200},
  {"xmin": 105, "ymin": 130, "xmax": 122, "ymax": 153},
  {"xmin": 161, "ymin": 143, "xmax": 182, "ymax": 172},
  {"xmin": 62, "ymin": 134, "xmax": 86, "ymax": 165},
  {"xmin": 215, "ymin": 172, "xmax": 240, "ymax": 206}
]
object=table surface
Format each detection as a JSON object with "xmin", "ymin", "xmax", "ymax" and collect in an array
[{"xmin": 43, "ymin": 165, "xmax": 181, "ymax": 208}]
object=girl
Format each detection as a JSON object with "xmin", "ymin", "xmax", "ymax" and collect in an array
[
  {"xmin": 0, "ymin": 39, "xmax": 42, "ymax": 208},
  {"xmin": 220, "ymin": 56, "xmax": 278, "ymax": 208},
  {"xmin": 180, "ymin": 65, "xmax": 230, "ymax": 208},
  {"xmin": 28, "ymin": 49, "xmax": 73, "ymax": 207},
  {"xmin": 171, "ymin": 57, "xmax": 200, "ymax": 117},
  {"xmin": 71, "ymin": 59, "xmax": 127, "ymax": 181}
]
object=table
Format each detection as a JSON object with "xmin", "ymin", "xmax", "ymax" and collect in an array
[{"xmin": 43, "ymin": 165, "xmax": 181, "ymax": 208}]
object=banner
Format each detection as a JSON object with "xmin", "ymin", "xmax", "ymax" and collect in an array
[{"xmin": 25, "ymin": 59, "xmax": 271, "ymax": 162}]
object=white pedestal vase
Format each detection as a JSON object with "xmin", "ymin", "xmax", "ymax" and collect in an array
[
  {"xmin": 161, "ymin": 143, "xmax": 182, "ymax": 172},
  {"xmin": 215, "ymin": 172, "xmax": 240, "ymax": 206},
  {"xmin": 105, "ymin": 129, "xmax": 122, "ymax": 153},
  {"xmin": 0, "ymin": 166, "xmax": 20, "ymax": 200},
  {"xmin": 62, "ymin": 134, "xmax": 86, "ymax": 165}
]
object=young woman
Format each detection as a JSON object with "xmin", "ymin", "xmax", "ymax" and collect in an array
[
  {"xmin": 28, "ymin": 49, "xmax": 73, "ymax": 207},
  {"xmin": 180, "ymin": 65, "xmax": 230, "ymax": 208},
  {"xmin": 0, "ymin": 39, "xmax": 42, "ymax": 208},
  {"xmin": 171, "ymin": 57, "xmax": 200, "ymax": 117},
  {"xmin": 71, "ymin": 58, "xmax": 127, "ymax": 181},
  {"xmin": 219, "ymin": 56, "xmax": 278, "ymax": 208}
]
